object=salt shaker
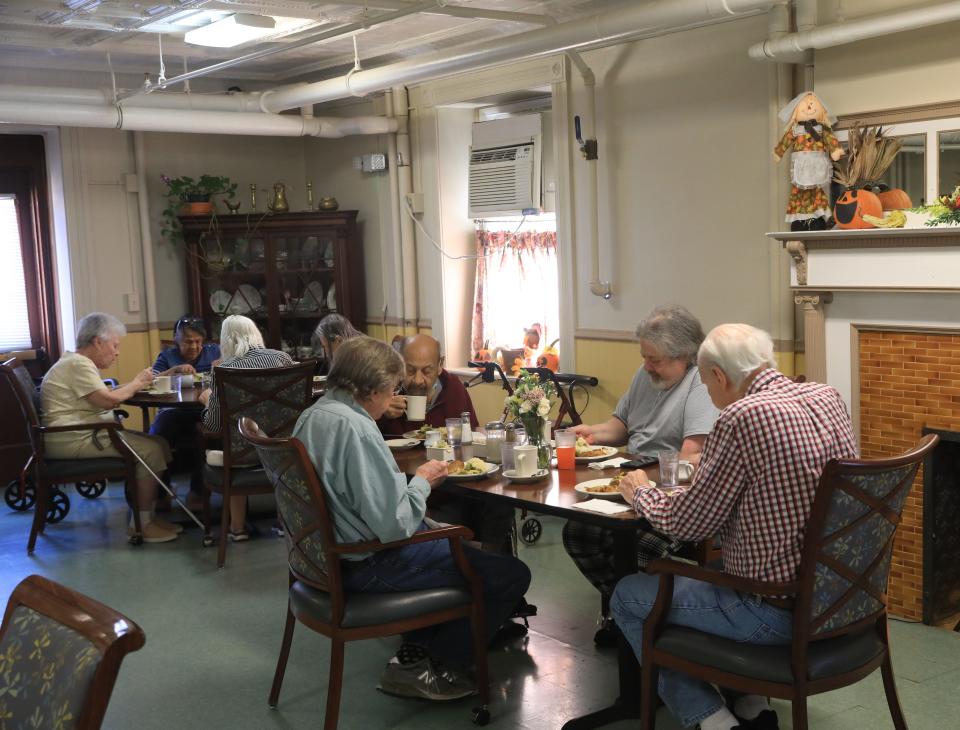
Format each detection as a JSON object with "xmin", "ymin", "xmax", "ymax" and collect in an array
[
  {"xmin": 460, "ymin": 411, "xmax": 472, "ymax": 444},
  {"xmin": 485, "ymin": 421, "xmax": 505, "ymax": 463}
]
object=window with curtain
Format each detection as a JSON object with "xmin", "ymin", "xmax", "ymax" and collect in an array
[
  {"xmin": 471, "ymin": 218, "xmax": 559, "ymax": 373},
  {"xmin": 0, "ymin": 195, "xmax": 32, "ymax": 351}
]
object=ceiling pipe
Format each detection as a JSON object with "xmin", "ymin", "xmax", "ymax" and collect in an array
[
  {"xmin": 0, "ymin": 85, "xmax": 266, "ymax": 112},
  {"xmin": 0, "ymin": 101, "xmax": 398, "ymax": 137},
  {"xmin": 748, "ymin": 1, "xmax": 960, "ymax": 61},
  {"xmin": 261, "ymin": 0, "xmax": 779, "ymax": 112}
]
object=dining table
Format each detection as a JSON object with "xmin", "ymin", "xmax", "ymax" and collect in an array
[{"xmin": 392, "ymin": 442, "xmax": 668, "ymax": 729}]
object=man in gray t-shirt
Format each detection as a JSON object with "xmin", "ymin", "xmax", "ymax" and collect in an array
[{"xmin": 564, "ymin": 305, "xmax": 719, "ymax": 646}]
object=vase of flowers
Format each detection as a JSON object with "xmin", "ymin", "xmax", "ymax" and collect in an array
[{"xmin": 504, "ymin": 370, "xmax": 557, "ymax": 470}]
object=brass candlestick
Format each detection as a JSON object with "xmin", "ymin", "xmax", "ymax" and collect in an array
[
  {"xmin": 249, "ymin": 183, "xmax": 257, "ymax": 211},
  {"xmin": 306, "ymin": 181, "xmax": 314, "ymax": 211}
]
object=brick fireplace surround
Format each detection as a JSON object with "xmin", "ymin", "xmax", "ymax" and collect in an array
[{"xmin": 858, "ymin": 329, "xmax": 960, "ymax": 620}]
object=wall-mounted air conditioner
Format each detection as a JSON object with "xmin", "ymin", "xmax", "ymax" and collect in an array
[{"xmin": 468, "ymin": 114, "xmax": 541, "ymax": 218}]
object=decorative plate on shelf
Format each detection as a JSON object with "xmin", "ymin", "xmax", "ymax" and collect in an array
[
  {"xmin": 226, "ymin": 290, "xmax": 250, "ymax": 314},
  {"xmin": 237, "ymin": 284, "xmax": 261, "ymax": 311},
  {"xmin": 327, "ymin": 283, "xmax": 337, "ymax": 311},
  {"xmin": 305, "ymin": 281, "xmax": 324, "ymax": 311},
  {"xmin": 209, "ymin": 290, "xmax": 231, "ymax": 314}
]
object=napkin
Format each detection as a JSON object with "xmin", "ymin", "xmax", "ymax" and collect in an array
[
  {"xmin": 570, "ymin": 499, "xmax": 632, "ymax": 515},
  {"xmin": 587, "ymin": 456, "xmax": 631, "ymax": 471}
]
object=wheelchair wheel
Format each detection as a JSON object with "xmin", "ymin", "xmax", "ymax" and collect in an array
[
  {"xmin": 46, "ymin": 488, "xmax": 70, "ymax": 524},
  {"xmin": 76, "ymin": 479, "xmax": 107, "ymax": 499},
  {"xmin": 5, "ymin": 480, "xmax": 36, "ymax": 512},
  {"xmin": 520, "ymin": 517, "xmax": 542, "ymax": 544}
]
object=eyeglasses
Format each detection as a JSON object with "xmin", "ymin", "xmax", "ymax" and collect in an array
[{"xmin": 175, "ymin": 317, "xmax": 205, "ymax": 335}]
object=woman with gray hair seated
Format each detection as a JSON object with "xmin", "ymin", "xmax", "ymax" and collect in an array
[
  {"xmin": 199, "ymin": 314, "xmax": 294, "ymax": 541},
  {"xmin": 41, "ymin": 312, "xmax": 180, "ymax": 543},
  {"xmin": 310, "ymin": 312, "xmax": 362, "ymax": 364},
  {"xmin": 293, "ymin": 336, "xmax": 531, "ymax": 701}
]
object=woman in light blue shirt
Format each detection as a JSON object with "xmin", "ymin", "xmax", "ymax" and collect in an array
[{"xmin": 293, "ymin": 336, "xmax": 531, "ymax": 702}]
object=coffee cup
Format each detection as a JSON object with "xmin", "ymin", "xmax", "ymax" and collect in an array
[
  {"xmin": 514, "ymin": 444, "xmax": 538, "ymax": 478},
  {"xmin": 180, "ymin": 373, "xmax": 195, "ymax": 388},
  {"xmin": 405, "ymin": 395, "xmax": 427, "ymax": 421},
  {"xmin": 678, "ymin": 460, "xmax": 695, "ymax": 481},
  {"xmin": 154, "ymin": 375, "xmax": 172, "ymax": 393}
]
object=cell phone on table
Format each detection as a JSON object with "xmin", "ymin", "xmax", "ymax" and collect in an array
[{"xmin": 618, "ymin": 459, "xmax": 658, "ymax": 470}]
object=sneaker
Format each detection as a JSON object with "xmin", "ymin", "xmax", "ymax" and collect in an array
[
  {"xmin": 271, "ymin": 521, "xmax": 285, "ymax": 538},
  {"xmin": 128, "ymin": 521, "xmax": 179, "ymax": 543},
  {"xmin": 734, "ymin": 710, "xmax": 779, "ymax": 730},
  {"xmin": 377, "ymin": 657, "xmax": 476, "ymax": 701},
  {"xmin": 491, "ymin": 620, "xmax": 528, "ymax": 644},
  {"xmin": 150, "ymin": 515, "xmax": 184, "ymax": 534},
  {"xmin": 594, "ymin": 616, "xmax": 618, "ymax": 648},
  {"xmin": 228, "ymin": 530, "xmax": 250, "ymax": 542}
]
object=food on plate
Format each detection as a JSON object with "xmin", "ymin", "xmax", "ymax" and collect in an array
[
  {"xmin": 448, "ymin": 457, "xmax": 489, "ymax": 476},
  {"xmin": 575, "ymin": 436, "xmax": 609, "ymax": 458},
  {"xmin": 415, "ymin": 423, "xmax": 434, "ymax": 436},
  {"xmin": 585, "ymin": 472, "xmax": 625, "ymax": 494}
]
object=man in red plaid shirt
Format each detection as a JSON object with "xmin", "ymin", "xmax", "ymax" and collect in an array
[{"xmin": 610, "ymin": 324, "xmax": 857, "ymax": 730}]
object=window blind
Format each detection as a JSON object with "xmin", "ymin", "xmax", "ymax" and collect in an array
[{"xmin": 0, "ymin": 195, "xmax": 32, "ymax": 351}]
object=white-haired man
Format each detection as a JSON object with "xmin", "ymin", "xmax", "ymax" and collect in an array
[{"xmin": 609, "ymin": 324, "xmax": 857, "ymax": 730}]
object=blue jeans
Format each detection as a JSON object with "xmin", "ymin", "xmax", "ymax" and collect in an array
[
  {"xmin": 611, "ymin": 573, "xmax": 793, "ymax": 728},
  {"xmin": 341, "ymin": 523, "xmax": 531, "ymax": 669}
]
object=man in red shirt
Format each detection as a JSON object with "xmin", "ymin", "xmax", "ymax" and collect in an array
[
  {"xmin": 379, "ymin": 334, "xmax": 478, "ymax": 435},
  {"xmin": 610, "ymin": 324, "xmax": 857, "ymax": 730}
]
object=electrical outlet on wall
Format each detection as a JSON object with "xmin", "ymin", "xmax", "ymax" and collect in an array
[{"xmin": 126, "ymin": 292, "xmax": 141, "ymax": 312}]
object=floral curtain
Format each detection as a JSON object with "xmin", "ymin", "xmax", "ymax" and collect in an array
[{"xmin": 471, "ymin": 227, "xmax": 559, "ymax": 365}]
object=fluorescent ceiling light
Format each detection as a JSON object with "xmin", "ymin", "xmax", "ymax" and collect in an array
[{"xmin": 185, "ymin": 13, "xmax": 276, "ymax": 48}]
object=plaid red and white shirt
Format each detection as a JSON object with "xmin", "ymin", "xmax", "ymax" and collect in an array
[{"xmin": 633, "ymin": 369, "xmax": 857, "ymax": 584}]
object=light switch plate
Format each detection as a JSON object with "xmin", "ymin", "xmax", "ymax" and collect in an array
[{"xmin": 125, "ymin": 292, "xmax": 141, "ymax": 312}]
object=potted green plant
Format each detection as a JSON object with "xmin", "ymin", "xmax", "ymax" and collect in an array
[{"xmin": 159, "ymin": 174, "xmax": 238, "ymax": 245}]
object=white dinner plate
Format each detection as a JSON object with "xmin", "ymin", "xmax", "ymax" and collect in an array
[
  {"xmin": 573, "ymin": 477, "xmax": 658, "ymax": 500},
  {"xmin": 402, "ymin": 429, "xmax": 434, "ymax": 441},
  {"xmin": 305, "ymin": 281, "xmax": 324, "ymax": 311},
  {"xmin": 575, "ymin": 445, "xmax": 620, "ymax": 463},
  {"xmin": 237, "ymin": 283, "xmax": 261, "ymax": 311},
  {"xmin": 209, "ymin": 290, "xmax": 231, "ymax": 314},
  {"xmin": 385, "ymin": 438, "xmax": 420, "ymax": 451},
  {"xmin": 326, "ymin": 283, "xmax": 337, "ymax": 311},
  {"xmin": 503, "ymin": 468, "xmax": 549, "ymax": 484},
  {"xmin": 447, "ymin": 463, "xmax": 499, "ymax": 481}
]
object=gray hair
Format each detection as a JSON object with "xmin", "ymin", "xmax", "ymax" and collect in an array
[
  {"xmin": 698, "ymin": 323, "xmax": 777, "ymax": 388},
  {"xmin": 635, "ymin": 305, "xmax": 705, "ymax": 364},
  {"xmin": 76, "ymin": 312, "xmax": 126, "ymax": 349},
  {"xmin": 311, "ymin": 314, "xmax": 361, "ymax": 353},
  {"xmin": 219, "ymin": 315, "xmax": 264, "ymax": 360},
  {"xmin": 328, "ymin": 336, "xmax": 404, "ymax": 401}
]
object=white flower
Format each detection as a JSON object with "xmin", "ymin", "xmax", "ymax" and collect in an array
[
  {"xmin": 537, "ymin": 399, "xmax": 551, "ymax": 417},
  {"xmin": 504, "ymin": 395, "xmax": 513, "ymax": 408},
  {"xmin": 519, "ymin": 400, "xmax": 533, "ymax": 414}
]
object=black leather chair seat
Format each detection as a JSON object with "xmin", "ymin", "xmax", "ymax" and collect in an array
[
  {"xmin": 41, "ymin": 458, "xmax": 126, "ymax": 480},
  {"xmin": 203, "ymin": 464, "xmax": 269, "ymax": 490},
  {"xmin": 654, "ymin": 625, "xmax": 885, "ymax": 684},
  {"xmin": 290, "ymin": 579, "xmax": 473, "ymax": 629}
]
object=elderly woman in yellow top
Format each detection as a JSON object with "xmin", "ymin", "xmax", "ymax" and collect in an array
[{"xmin": 41, "ymin": 312, "xmax": 181, "ymax": 543}]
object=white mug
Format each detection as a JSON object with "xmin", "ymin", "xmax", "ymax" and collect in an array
[
  {"xmin": 513, "ymin": 444, "xmax": 538, "ymax": 478},
  {"xmin": 678, "ymin": 460, "xmax": 695, "ymax": 481},
  {"xmin": 405, "ymin": 395, "xmax": 427, "ymax": 421},
  {"xmin": 180, "ymin": 373, "xmax": 195, "ymax": 388},
  {"xmin": 154, "ymin": 375, "xmax": 172, "ymax": 392}
]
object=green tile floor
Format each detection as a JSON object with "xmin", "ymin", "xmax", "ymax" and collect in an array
[{"xmin": 1, "ymin": 484, "xmax": 958, "ymax": 729}]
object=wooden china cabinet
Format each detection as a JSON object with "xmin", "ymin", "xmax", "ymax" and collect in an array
[{"xmin": 181, "ymin": 210, "xmax": 365, "ymax": 357}]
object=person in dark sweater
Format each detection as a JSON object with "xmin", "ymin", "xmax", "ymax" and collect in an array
[{"xmin": 378, "ymin": 334, "xmax": 478, "ymax": 435}]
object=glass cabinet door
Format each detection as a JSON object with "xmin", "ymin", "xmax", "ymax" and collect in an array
[
  {"xmin": 202, "ymin": 232, "xmax": 269, "ymax": 342},
  {"xmin": 270, "ymin": 232, "xmax": 339, "ymax": 358}
]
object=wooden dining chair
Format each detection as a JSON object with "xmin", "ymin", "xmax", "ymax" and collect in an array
[
  {"xmin": 0, "ymin": 574, "xmax": 145, "ymax": 729},
  {"xmin": 201, "ymin": 361, "xmax": 315, "ymax": 567},
  {"xmin": 238, "ymin": 417, "xmax": 491, "ymax": 729},
  {"xmin": 638, "ymin": 433, "xmax": 939, "ymax": 730},
  {"xmin": 0, "ymin": 357, "xmax": 143, "ymax": 552}
]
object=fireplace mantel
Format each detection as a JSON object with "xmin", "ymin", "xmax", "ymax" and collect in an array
[{"xmin": 768, "ymin": 227, "xmax": 960, "ymax": 382}]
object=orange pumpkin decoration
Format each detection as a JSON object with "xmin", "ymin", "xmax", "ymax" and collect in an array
[
  {"xmin": 472, "ymin": 340, "xmax": 492, "ymax": 365},
  {"xmin": 523, "ymin": 323, "xmax": 542, "ymax": 351},
  {"xmin": 877, "ymin": 188, "xmax": 912, "ymax": 210},
  {"xmin": 536, "ymin": 338, "xmax": 560, "ymax": 372},
  {"xmin": 834, "ymin": 188, "xmax": 882, "ymax": 229}
]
